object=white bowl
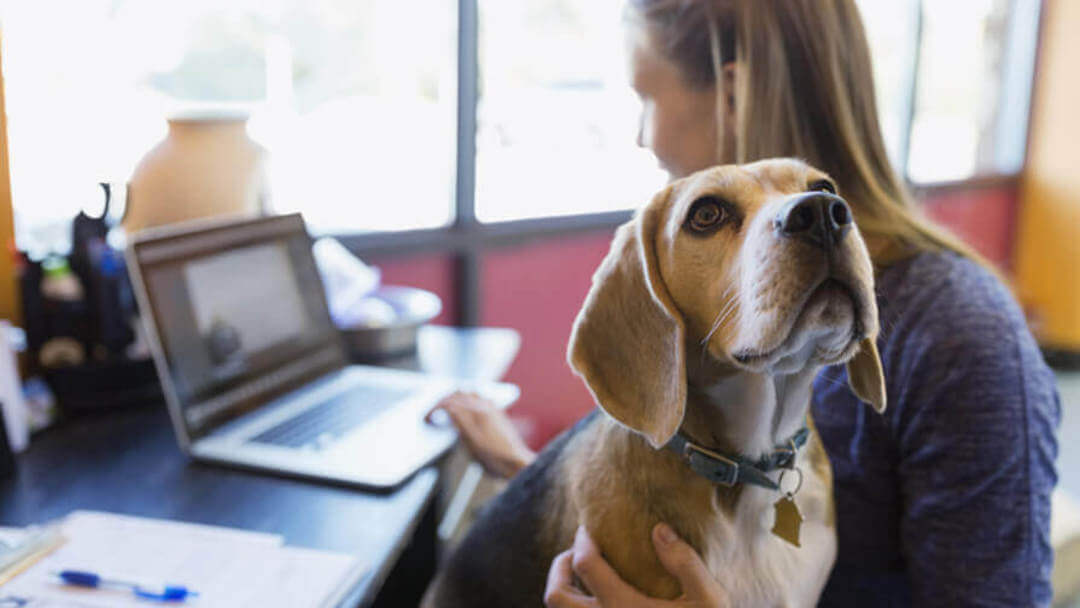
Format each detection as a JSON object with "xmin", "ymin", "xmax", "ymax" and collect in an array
[{"xmin": 337, "ymin": 286, "xmax": 442, "ymax": 360}]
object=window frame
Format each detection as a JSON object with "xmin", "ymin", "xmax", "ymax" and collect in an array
[{"xmin": 332, "ymin": 0, "xmax": 1044, "ymax": 325}]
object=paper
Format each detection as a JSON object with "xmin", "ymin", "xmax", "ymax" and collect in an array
[
  {"xmin": 0, "ymin": 597, "xmax": 98, "ymax": 607},
  {"xmin": 0, "ymin": 525, "xmax": 65, "ymax": 584},
  {"xmin": 0, "ymin": 511, "xmax": 365, "ymax": 608},
  {"xmin": 62, "ymin": 511, "xmax": 284, "ymax": 549}
]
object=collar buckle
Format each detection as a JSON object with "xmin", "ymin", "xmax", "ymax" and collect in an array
[{"xmin": 683, "ymin": 442, "xmax": 740, "ymax": 487}]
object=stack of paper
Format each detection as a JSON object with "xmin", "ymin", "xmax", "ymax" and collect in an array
[
  {"xmin": 0, "ymin": 511, "xmax": 366, "ymax": 608},
  {"xmin": 0, "ymin": 525, "xmax": 65, "ymax": 584}
]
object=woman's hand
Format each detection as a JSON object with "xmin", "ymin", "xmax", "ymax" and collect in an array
[
  {"xmin": 427, "ymin": 391, "xmax": 536, "ymax": 479},
  {"xmin": 544, "ymin": 524, "xmax": 730, "ymax": 608}
]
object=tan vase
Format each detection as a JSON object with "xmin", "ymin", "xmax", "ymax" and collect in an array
[{"xmin": 124, "ymin": 112, "xmax": 268, "ymax": 232}]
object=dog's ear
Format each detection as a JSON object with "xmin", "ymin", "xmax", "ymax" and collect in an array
[
  {"xmin": 846, "ymin": 337, "xmax": 886, "ymax": 414},
  {"xmin": 567, "ymin": 188, "xmax": 686, "ymax": 448}
]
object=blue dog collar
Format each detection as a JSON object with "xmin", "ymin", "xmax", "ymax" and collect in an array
[{"xmin": 664, "ymin": 427, "xmax": 809, "ymax": 490}]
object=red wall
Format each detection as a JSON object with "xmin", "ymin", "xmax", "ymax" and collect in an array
[
  {"xmin": 480, "ymin": 234, "xmax": 614, "ymax": 448},
  {"xmin": 921, "ymin": 182, "xmax": 1019, "ymax": 270},
  {"xmin": 372, "ymin": 183, "xmax": 1020, "ymax": 448}
]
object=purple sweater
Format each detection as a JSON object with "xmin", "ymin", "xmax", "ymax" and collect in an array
[{"xmin": 812, "ymin": 252, "xmax": 1060, "ymax": 607}]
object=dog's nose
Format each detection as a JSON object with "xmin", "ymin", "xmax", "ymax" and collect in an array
[{"xmin": 774, "ymin": 193, "xmax": 852, "ymax": 249}]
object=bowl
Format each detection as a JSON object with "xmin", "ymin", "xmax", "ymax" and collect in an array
[{"xmin": 337, "ymin": 286, "xmax": 442, "ymax": 361}]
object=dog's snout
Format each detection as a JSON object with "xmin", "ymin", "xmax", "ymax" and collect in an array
[{"xmin": 774, "ymin": 193, "xmax": 852, "ymax": 249}]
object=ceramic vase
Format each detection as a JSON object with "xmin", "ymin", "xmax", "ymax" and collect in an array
[{"xmin": 125, "ymin": 112, "xmax": 268, "ymax": 232}]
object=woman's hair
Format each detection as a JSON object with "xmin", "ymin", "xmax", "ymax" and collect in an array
[{"xmin": 625, "ymin": 0, "xmax": 983, "ymax": 267}]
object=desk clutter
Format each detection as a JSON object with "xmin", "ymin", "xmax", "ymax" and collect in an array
[
  {"xmin": 17, "ymin": 184, "xmax": 161, "ymax": 421},
  {"xmin": 0, "ymin": 511, "xmax": 367, "ymax": 608}
]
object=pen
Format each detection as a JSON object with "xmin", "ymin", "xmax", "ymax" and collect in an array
[{"xmin": 54, "ymin": 569, "xmax": 199, "ymax": 602}]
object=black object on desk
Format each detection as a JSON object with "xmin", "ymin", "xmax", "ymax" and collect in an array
[
  {"xmin": 0, "ymin": 326, "xmax": 519, "ymax": 607},
  {"xmin": 20, "ymin": 183, "xmax": 158, "ymax": 416}
]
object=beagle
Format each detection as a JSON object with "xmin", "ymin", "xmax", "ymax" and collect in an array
[{"xmin": 423, "ymin": 159, "xmax": 886, "ymax": 607}]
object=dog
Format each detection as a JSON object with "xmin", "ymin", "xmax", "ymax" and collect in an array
[{"xmin": 423, "ymin": 158, "xmax": 886, "ymax": 607}]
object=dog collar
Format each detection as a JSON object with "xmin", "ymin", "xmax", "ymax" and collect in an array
[{"xmin": 664, "ymin": 427, "xmax": 809, "ymax": 491}]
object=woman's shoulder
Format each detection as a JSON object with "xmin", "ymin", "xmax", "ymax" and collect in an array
[
  {"xmin": 877, "ymin": 250, "xmax": 1023, "ymax": 347},
  {"xmin": 879, "ymin": 250, "xmax": 1012, "ymax": 312},
  {"xmin": 874, "ymin": 250, "xmax": 1057, "ymax": 415}
]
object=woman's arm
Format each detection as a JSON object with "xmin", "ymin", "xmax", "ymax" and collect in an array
[
  {"xmin": 890, "ymin": 278, "xmax": 1060, "ymax": 606},
  {"xmin": 428, "ymin": 391, "xmax": 537, "ymax": 478},
  {"xmin": 544, "ymin": 524, "xmax": 730, "ymax": 608}
]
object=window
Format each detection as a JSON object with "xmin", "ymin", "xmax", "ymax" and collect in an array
[
  {"xmin": 1, "ymin": 0, "xmax": 1043, "ymax": 250},
  {"xmin": 1, "ymin": 0, "xmax": 455, "ymax": 251},
  {"xmin": 905, "ymin": 0, "xmax": 1040, "ymax": 183},
  {"xmin": 255, "ymin": 1, "xmax": 457, "ymax": 233},
  {"xmin": 857, "ymin": 0, "xmax": 1040, "ymax": 184},
  {"xmin": 855, "ymin": 0, "xmax": 920, "ymax": 170},
  {"xmin": 473, "ymin": 0, "xmax": 666, "ymax": 223}
]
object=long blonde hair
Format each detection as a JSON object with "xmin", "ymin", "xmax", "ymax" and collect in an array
[{"xmin": 626, "ymin": 0, "xmax": 984, "ymax": 268}]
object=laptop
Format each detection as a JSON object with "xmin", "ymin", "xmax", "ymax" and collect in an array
[{"xmin": 127, "ymin": 213, "xmax": 519, "ymax": 489}]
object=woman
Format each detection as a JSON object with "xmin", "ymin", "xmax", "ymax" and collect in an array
[{"xmin": 435, "ymin": 1, "xmax": 1060, "ymax": 605}]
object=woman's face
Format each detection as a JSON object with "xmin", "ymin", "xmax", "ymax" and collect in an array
[{"xmin": 628, "ymin": 30, "xmax": 723, "ymax": 180}]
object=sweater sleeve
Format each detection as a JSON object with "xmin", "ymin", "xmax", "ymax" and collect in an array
[{"xmin": 889, "ymin": 269, "xmax": 1059, "ymax": 607}]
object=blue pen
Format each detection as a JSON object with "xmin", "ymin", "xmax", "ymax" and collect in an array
[{"xmin": 54, "ymin": 570, "xmax": 199, "ymax": 602}]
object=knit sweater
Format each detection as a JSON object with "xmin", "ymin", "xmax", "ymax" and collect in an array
[{"xmin": 813, "ymin": 252, "xmax": 1060, "ymax": 607}]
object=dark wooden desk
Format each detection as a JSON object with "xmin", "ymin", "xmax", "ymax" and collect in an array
[{"xmin": 0, "ymin": 326, "xmax": 520, "ymax": 607}]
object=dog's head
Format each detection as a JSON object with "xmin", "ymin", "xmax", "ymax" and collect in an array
[{"xmin": 568, "ymin": 159, "xmax": 885, "ymax": 448}]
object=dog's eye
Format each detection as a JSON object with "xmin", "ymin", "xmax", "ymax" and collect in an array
[
  {"xmin": 687, "ymin": 197, "xmax": 728, "ymax": 232},
  {"xmin": 808, "ymin": 179, "xmax": 837, "ymax": 194}
]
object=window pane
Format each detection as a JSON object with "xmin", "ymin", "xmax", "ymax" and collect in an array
[
  {"xmin": 2, "ymin": 0, "xmax": 455, "ymax": 249},
  {"xmin": 256, "ymin": 0, "xmax": 456, "ymax": 233},
  {"xmin": 474, "ymin": 0, "xmax": 667, "ymax": 223},
  {"xmin": 855, "ymin": 0, "xmax": 920, "ymax": 170},
  {"xmin": 906, "ymin": 0, "xmax": 1038, "ymax": 183}
]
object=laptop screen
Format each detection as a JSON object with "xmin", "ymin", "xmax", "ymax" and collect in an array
[{"xmin": 131, "ymin": 214, "xmax": 346, "ymax": 438}]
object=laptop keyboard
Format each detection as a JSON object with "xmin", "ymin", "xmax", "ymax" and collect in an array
[{"xmin": 250, "ymin": 385, "xmax": 417, "ymax": 449}]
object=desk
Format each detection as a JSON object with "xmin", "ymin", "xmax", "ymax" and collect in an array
[{"xmin": 0, "ymin": 326, "xmax": 520, "ymax": 607}]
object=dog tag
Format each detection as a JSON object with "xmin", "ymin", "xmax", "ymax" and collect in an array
[{"xmin": 771, "ymin": 494, "xmax": 803, "ymax": 547}]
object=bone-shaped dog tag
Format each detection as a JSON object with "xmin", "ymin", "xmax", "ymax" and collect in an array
[{"xmin": 771, "ymin": 494, "xmax": 803, "ymax": 547}]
